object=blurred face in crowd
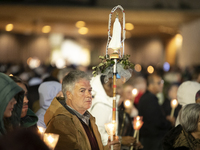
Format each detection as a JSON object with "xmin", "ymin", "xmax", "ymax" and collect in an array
[
  {"xmin": 66, "ymin": 79, "xmax": 92, "ymax": 114},
  {"xmin": 17, "ymin": 83, "xmax": 28, "ymax": 118},
  {"xmin": 168, "ymin": 85, "xmax": 179, "ymax": 100},
  {"xmin": 150, "ymin": 75, "xmax": 164, "ymax": 95},
  {"xmin": 103, "ymin": 78, "xmax": 124, "ymax": 97},
  {"xmin": 4, "ymin": 98, "xmax": 17, "ymax": 117},
  {"xmin": 122, "ymin": 85, "xmax": 134, "ymax": 100}
]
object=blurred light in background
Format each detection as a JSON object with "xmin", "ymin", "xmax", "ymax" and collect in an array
[
  {"xmin": 27, "ymin": 57, "xmax": 41, "ymax": 69},
  {"xmin": 5, "ymin": 24, "xmax": 13, "ymax": 31},
  {"xmin": 55, "ymin": 58, "xmax": 66, "ymax": 69},
  {"xmin": 61, "ymin": 40, "xmax": 90, "ymax": 66},
  {"xmin": 175, "ymin": 33, "xmax": 183, "ymax": 47},
  {"xmin": 78, "ymin": 27, "xmax": 88, "ymax": 35},
  {"xmin": 50, "ymin": 49, "xmax": 63, "ymax": 66},
  {"xmin": 75, "ymin": 21, "xmax": 86, "ymax": 28},
  {"xmin": 163, "ymin": 62, "xmax": 170, "ymax": 72},
  {"xmin": 49, "ymin": 33, "xmax": 64, "ymax": 47},
  {"xmin": 147, "ymin": 65, "xmax": 154, "ymax": 74},
  {"xmin": 125, "ymin": 23, "xmax": 134, "ymax": 30},
  {"xmin": 42, "ymin": 25, "xmax": 51, "ymax": 33},
  {"xmin": 134, "ymin": 64, "xmax": 142, "ymax": 72}
]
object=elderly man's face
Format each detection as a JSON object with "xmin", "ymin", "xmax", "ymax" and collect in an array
[{"xmin": 67, "ymin": 79, "xmax": 92, "ymax": 114}]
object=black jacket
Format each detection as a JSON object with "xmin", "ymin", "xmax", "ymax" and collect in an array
[
  {"xmin": 138, "ymin": 90, "xmax": 171, "ymax": 137},
  {"xmin": 163, "ymin": 125, "xmax": 190, "ymax": 150}
]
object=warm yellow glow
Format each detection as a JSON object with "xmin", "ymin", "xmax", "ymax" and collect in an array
[
  {"xmin": 61, "ymin": 40, "xmax": 90, "ymax": 66},
  {"xmin": 43, "ymin": 133, "xmax": 59, "ymax": 149},
  {"xmin": 78, "ymin": 27, "xmax": 88, "ymax": 35},
  {"xmin": 38, "ymin": 126, "xmax": 46, "ymax": 134},
  {"xmin": 55, "ymin": 58, "xmax": 66, "ymax": 69},
  {"xmin": 125, "ymin": 23, "xmax": 134, "ymax": 30},
  {"xmin": 175, "ymin": 34, "xmax": 183, "ymax": 47},
  {"xmin": 132, "ymin": 88, "xmax": 138, "ymax": 96},
  {"xmin": 147, "ymin": 66, "xmax": 154, "ymax": 74},
  {"xmin": 27, "ymin": 57, "xmax": 41, "ymax": 69},
  {"xmin": 136, "ymin": 116, "xmax": 140, "ymax": 121},
  {"xmin": 171, "ymin": 99, "xmax": 178, "ymax": 108},
  {"xmin": 135, "ymin": 64, "xmax": 142, "ymax": 72},
  {"xmin": 75, "ymin": 21, "xmax": 86, "ymax": 28},
  {"xmin": 9, "ymin": 74, "xmax": 13, "ymax": 76},
  {"xmin": 105, "ymin": 121, "xmax": 117, "ymax": 136},
  {"xmin": 42, "ymin": 25, "xmax": 51, "ymax": 33},
  {"xmin": 124, "ymin": 99, "xmax": 131, "ymax": 107},
  {"xmin": 136, "ymin": 121, "xmax": 140, "ymax": 127},
  {"xmin": 5, "ymin": 24, "xmax": 13, "ymax": 31}
]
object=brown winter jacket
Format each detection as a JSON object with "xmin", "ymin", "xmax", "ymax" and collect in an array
[{"xmin": 44, "ymin": 97, "xmax": 109, "ymax": 150}]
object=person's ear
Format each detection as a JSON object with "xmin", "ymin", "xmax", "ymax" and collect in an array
[{"xmin": 66, "ymin": 91, "xmax": 72, "ymax": 100}]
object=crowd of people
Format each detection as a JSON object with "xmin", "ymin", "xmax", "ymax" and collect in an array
[{"xmin": 0, "ymin": 64, "xmax": 200, "ymax": 150}]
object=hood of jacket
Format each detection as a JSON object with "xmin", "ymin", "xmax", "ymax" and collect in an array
[
  {"xmin": 38, "ymin": 81, "xmax": 62, "ymax": 110},
  {"xmin": 20, "ymin": 108, "xmax": 38, "ymax": 128},
  {"xmin": 0, "ymin": 73, "xmax": 24, "ymax": 136},
  {"xmin": 89, "ymin": 75, "xmax": 120, "ymax": 111},
  {"xmin": 177, "ymin": 81, "xmax": 200, "ymax": 106}
]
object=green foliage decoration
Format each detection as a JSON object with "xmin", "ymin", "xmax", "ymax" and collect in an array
[{"xmin": 92, "ymin": 54, "xmax": 134, "ymax": 77}]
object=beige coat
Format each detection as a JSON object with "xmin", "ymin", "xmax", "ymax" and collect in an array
[{"xmin": 44, "ymin": 97, "xmax": 109, "ymax": 150}]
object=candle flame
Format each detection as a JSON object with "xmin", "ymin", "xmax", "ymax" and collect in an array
[
  {"xmin": 171, "ymin": 99, "xmax": 178, "ymax": 108},
  {"xmin": 47, "ymin": 135, "xmax": 54, "ymax": 144},
  {"xmin": 105, "ymin": 122, "xmax": 117, "ymax": 135},
  {"xmin": 136, "ymin": 121, "xmax": 140, "ymax": 127},
  {"xmin": 38, "ymin": 126, "xmax": 45, "ymax": 134},
  {"xmin": 124, "ymin": 99, "xmax": 131, "ymax": 107},
  {"xmin": 132, "ymin": 88, "xmax": 138, "ymax": 96},
  {"xmin": 136, "ymin": 116, "xmax": 140, "ymax": 121}
]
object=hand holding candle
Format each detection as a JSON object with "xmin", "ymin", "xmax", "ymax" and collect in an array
[{"xmin": 170, "ymin": 99, "xmax": 178, "ymax": 117}]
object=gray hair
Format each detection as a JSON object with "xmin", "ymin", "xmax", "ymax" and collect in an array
[
  {"xmin": 62, "ymin": 70, "xmax": 91, "ymax": 100},
  {"xmin": 179, "ymin": 103, "xmax": 200, "ymax": 132}
]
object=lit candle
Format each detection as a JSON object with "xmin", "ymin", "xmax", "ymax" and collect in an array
[
  {"xmin": 170, "ymin": 99, "xmax": 178, "ymax": 117},
  {"xmin": 131, "ymin": 116, "xmax": 144, "ymax": 150},
  {"xmin": 37, "ymin": 126, "xmax": 46, "ymax": 139},
  {"xmin": 105, "ymin": 121, "xmax": 117, "ymax": 150},
  {"xmin": 43, "ymin": 133, "xmax": 59, "ymax": 150},
  {"xmin": 132, "ymin": 88, "xmax": 138, "ymax": 104},
  {"xmin": 124, "ymin": 99, "xmax": 131, "ymax": 108}
]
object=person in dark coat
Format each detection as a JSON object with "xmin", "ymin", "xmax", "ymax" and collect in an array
[{"xmin": 138, "ymin": 73, "xmax": 175, "ymax": 150}]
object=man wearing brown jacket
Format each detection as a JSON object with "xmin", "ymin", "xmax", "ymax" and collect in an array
[{"xmin": 44, "ymin": 70, "xmax": 120, "ymax": 150}]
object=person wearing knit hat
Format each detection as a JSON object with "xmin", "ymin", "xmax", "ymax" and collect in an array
[{"xmin": 175, "ymin": 81, "xmax": 200, "ymax": 126}]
